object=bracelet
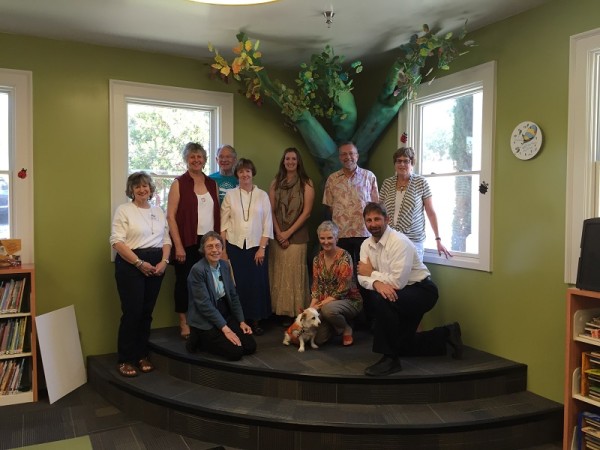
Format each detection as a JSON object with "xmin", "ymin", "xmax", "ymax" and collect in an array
[
  {"xmin": 135, "ymin": 259, "xmax": 144, "ymax": 268},
  {"xmin": 260, "ymin": 245, "xmax": 266, "ymax": 249},
  {"xmin": 435, "ymin": 237, "xmax": 441, "ymax": 241},
  {"xmin": 162, "ymin": 259, "xmax": 170, "ymax": 264}
]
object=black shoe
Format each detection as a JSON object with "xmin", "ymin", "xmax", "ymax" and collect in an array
[
  {"xmin": 364, "ymin": 356, "xmax": 402, "ymax": 376},
  {"xmin": 445, "ymin": 322, "xmax": 463, "ymax": 359},
  {"xmin": 252, "ymin": 323, "xmax": 265, "ymax": 336},
  {"xmin": 185, "ymin": 339, "xmax": 197, "ymax": 354}
]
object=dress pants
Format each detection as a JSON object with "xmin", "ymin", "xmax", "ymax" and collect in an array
[
  {"xmin": 173, "ymin": 235, "xmax": 203, "ymax": 313},
  {"xmin": 365, "ymin": 278, "xmax": 447, "ymax": 357},
  {"xmin": 115, "ymin": 248, "xmax": 164, "ymax": 364}
]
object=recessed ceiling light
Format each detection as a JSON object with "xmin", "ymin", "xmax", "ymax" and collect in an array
[{"xmin": 189, "ymin": 0, "xmax": 278, "ymax": 4}]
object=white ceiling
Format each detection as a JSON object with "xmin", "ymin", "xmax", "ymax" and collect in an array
[{"xmin": 0, "ymin": 0, "xmax": 549, "ymax": 67}]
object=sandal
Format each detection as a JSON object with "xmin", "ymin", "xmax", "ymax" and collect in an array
[
  {"xmin": 117, "ymin": 363, "xmax": 138, "ymax": 378},
  {"xmin": 137, "ymin": 358, "xmax": 154, "ymax": 373}
]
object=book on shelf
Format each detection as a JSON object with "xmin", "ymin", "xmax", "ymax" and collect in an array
[
  {"xmin": 0, "ymin": 358, "xmax": 26, "ymax": 395},
  {"xmin": 0, "ymin": 317, "xmax": 27, "ymax": 354},
  {"xmin": 0, "ymin": 320, "xmax": 10, "ymax": 353},
  {"xmin": 0, "ymin": 278, "xmax": 26, "ymax": 314},
  {"xmin": 7, "ymin": 279, "xmax": 23, "ymax": 312},
  {"xmin": 581, "ymin": 352, "xmax": 600, "ymax": 398},
  {"xmin": 579, "ymin": 315, "xmax": 600, "ymax": 340},
  {"xmin": 0, "ymin": 279, "xmax": 13, "ymax": 312},
  {"xmin": 579, "ymin": 411, "xmax": 600, "ymax": 450}
]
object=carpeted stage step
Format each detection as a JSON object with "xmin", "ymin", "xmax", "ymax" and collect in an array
[{"xmin": 87, "ymin": 326, "xmax": 562, "ymax": 450}]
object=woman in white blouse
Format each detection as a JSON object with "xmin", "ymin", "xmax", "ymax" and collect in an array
[
  {"xmin": 221, "ymin": 158, "xmax": 273, "ymax": 335},
  {"xmin": 110, "ymin": 171, "xmax": 172, "ymax": 378}
]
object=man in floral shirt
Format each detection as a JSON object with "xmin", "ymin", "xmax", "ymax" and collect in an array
[{"xmin": 322, "ymin": 141, "xmax": 378, "ymax": 272}]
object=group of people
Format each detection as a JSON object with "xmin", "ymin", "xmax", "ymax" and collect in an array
[{"xmin": 109, "ymin": 140, "xmax": 461, "ymax": 378}]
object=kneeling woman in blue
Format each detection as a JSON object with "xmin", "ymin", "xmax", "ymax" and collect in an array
[{"xmin": 186, "ymin": 231, "xmax": 256, "ymax": 361}]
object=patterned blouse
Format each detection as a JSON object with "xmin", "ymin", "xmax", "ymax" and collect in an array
[{"xmin": 311, "ymin": 249, "xmax": 362, "ymax": 311}]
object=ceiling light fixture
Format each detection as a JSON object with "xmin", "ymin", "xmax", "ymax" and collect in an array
[
  {"xmin": 323, "ymin": 7, "xmax": 334, "ymax": 28},
  {"xmin": 189, "ymin": 0, "xmax": 278, "ymax": 5}
]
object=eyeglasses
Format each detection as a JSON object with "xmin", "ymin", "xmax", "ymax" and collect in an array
[{"xmin": 395, "ymin": 159, "xmax": 412, "ymax": 166}]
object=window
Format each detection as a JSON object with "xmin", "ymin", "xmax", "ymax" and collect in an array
[
  {"xmin": 565, "ymin": 28, "xmax": 600, "ymax": 283},
  {"xmin": 399, "ymin": 61, "xmax": 496, "ymax": 271},
  {"xmin": 110, "ymin": 80, "xmax": 233, "ymax": 216},
  {"xmin": 0, "ymin": 69, "xmax": 34, "ymax": 263}
]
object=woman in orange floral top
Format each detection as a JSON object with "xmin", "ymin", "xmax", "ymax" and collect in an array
[{"xmin": 311, "ymin": 221, "xmax": 363, "ymax": 346}]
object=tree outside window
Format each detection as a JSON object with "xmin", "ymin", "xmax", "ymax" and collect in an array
[
  {"xmin": 402, "ymin": 62, "xmax": 495, "ymax": 271},
  {"xmin": 127, "ymin": 103, "xmax": 212, "ymax": 212}
]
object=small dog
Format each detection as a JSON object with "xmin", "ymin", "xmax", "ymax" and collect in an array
[{"xmin": 283, "ymin": 307, "xmax": 321, "ymax": 352}]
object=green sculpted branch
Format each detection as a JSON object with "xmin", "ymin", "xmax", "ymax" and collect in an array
[{"xmin": 208, "ymin": 26, "xmax": 474, "ymax": 177}]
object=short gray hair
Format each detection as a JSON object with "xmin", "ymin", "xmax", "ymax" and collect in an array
[
  {"xmin": 182, "ymin": 142, "xmax": 207, "ymax": 161},
  {"xmin": 217, "ymin": 144, "xmax": 237, "ymax": 158},
  {"xmin": 200, "ymin": 231, "xmax": 224, "ymax": 251},
  {"xmin": 316, "ymin": 220, "xmax": 339, "ymax": 240}
]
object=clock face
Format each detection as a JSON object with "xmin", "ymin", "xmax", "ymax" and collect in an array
[{"xmin": 510, "ymin": 121, "xmax": 543, "ymax": 160}]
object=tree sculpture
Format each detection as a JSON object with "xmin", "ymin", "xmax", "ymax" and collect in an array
[{"xmin": 209, "ymin": 24, "xmax": 474, "ymax": 177}]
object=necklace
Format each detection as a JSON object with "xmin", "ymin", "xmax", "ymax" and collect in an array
[
  {"xmin": 136, "ymin": 204, "xmax": 155, "ymax": 234},
  {"xmin": 239, "ymin": 187, "xmax": 254, "ymax": 222},
  {"xmin": 397, "ymin": 175, "xmax": 411, "ymax": 193}
]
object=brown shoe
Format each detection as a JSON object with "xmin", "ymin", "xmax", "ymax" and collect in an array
[
  {"xmin": 117, "ymin": 363, "xmax": 138, "ymax": 378},
  {"xmin": 137, "ymin": 358, "xmax": 154, "ymax": 373}
]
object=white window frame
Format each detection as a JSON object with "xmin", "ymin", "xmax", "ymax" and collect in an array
[
  {"xmin": 0, "ymin": 68, "xmax": 34, "ymax": 263},
  {"xmin": 398, "ymin": 61, "xmax": 496, "ymax": 271},
  {"xmin": 109, "ymin": 80, "xmax": 233, "ymax": 220},
  {"xmin": 565, "ymin": 28, "xmax": 600, "ymax": 283}
]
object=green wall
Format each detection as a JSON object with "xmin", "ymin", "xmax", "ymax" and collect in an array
[
  {"xmin": 0, "ymin": 0, "xmax": 596, "ymax": 403},
  {"xmin": 0, "ymin": 33, "xmax": 309, "ymax": 362},
  {"xmin": 367, "ymin": 0, "xmax": 600, "ymax": 403}
]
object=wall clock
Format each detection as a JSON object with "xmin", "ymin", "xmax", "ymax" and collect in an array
[{"xmin": 510, "ymin": 121, "xmax": 543, "ymax": 160}]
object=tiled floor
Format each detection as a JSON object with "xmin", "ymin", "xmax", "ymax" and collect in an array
[{"xmin": 0, "ymin": 384, "xmax": 237, "ymax": 450}]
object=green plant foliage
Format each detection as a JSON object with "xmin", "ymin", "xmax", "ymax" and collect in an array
[{"xmin": 207, "ymin": 23, "xmax": 474, "ymax": 176}]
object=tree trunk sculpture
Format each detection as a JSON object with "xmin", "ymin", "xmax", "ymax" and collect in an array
[{"xmin": 209, "ymin": 25, "xmax": 474, "ymax": 177}]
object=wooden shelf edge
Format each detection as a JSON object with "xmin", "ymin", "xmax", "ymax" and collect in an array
[{"xmin": 0, "ymin": 390, "xmax": 34, "ymax": 406}]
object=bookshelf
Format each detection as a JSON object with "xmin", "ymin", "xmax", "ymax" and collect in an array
[
  {"xmin": 0, "ymin": 264, "xmax": 37, "ymax": 406},
  {"xmin": 564, "ymin": 288, "xmax": 600, "ymax": 449}
]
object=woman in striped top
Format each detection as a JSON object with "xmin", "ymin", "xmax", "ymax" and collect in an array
[{"xmin": 378, "ymin": 147, "xmax": 451, "ymax": 261}]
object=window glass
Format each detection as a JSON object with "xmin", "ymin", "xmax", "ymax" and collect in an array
[
  {"xmin": 109, "ymin": 80, "xmax": 233, "ymax": 224},
  {"xmin": 400, "ymin": 62, "xmax": 495, "ymax": 271},
  {"xmin": 127, "ymin": 102, "xmax": 212, "ymax": 211},
  {"xmin": 0, "ymin": 93, "xmax": 8, "ymax": 235},
  {"xmin": 565, "ymin": 30, "xmax": 600, "ymax": 282},
  {"xmin": 420, "ymin": 92, "xmax": 483, "ymax": 255},
  {"xmin": 0, "ymin": 69, "xmax": 34, "ymax": 261}
]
